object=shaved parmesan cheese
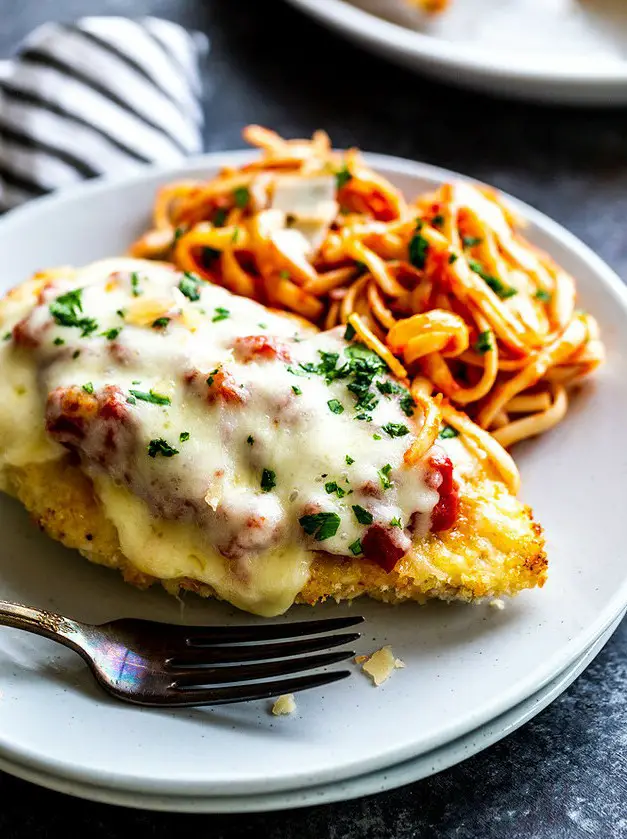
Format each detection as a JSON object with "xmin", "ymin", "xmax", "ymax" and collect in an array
[
  {"xmin": 360, "ymin": 645, "xmax": 405, "ymax": 686},
  {"xmin": 271, "ymin": 174, "xmax": 338, "ymax": 253},
  {"xmin": 272, "ymin": 175, "xmax": 336, "ymax": 219},
  {"xmin": 272, "ymin": 694, "xmax": 297, "ymax": 716},
  {"xmin": 249, "ymin": 173, "xmax": 274, "ymax": 211},
  {"xmin": 269, "ymin": 228, "xmax": 318, "ymax": 283}
]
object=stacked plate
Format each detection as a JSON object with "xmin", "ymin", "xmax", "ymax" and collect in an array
[
  {"xmin": 285, "ymin": 0, "xmax": 627, "ymax": 105},
  {"xmin": 0, "ymin": 152, "xmax": 625, "ymax": 811}
]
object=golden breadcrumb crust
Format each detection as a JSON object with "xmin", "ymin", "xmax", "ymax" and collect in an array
[{"xmin": 6, "ymin": 457, "xmax": 546, "ymax": 609}]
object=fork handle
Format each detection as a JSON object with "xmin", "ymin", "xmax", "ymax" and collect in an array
[{"xmin": 0, "ymin": 599, "xmax": 85, "ymax": 651}]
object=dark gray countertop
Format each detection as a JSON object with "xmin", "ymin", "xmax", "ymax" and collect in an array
[{"xmin": 0, "ymin": 0, "xmax": 626, "ymax": 836}]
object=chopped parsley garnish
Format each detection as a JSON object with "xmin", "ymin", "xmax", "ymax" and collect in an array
[
  {"xmin": 152, "ymin": 317, "xmax": 170, "ymax": 329},
  {"xmin": 474, "ymin": 330, "xmax": 493, "ymax": 354},
  {"xmin": 382, "ymin": 422, "xmax": 409, "ymax": 438},
  {"xmin": 129, "ymin": 389, "xmax": 171, "ymax": 406},
  {"xmin": 178, "ymin": 272, "xmax": 202, "ymax": 302},
  {"xmin": 53, "ymin": 337, "xmax": 64, "ymax": 346},
  {"xmin": 101, "ymin": 327, "xmax": 121, "ymax": 341},
  {"xmin": 173, "ymin": 225, "xmax": 187, "ymax": 244},
  {"xmin": 375, "ymin": 379, "xmax": 415, "ymax": 417},
  {"xmin": 126, "ymin": 396, "xmax": 136, "ymax": 405},
  {"xmin": 462, "ymin": 236, "xmax": 483, "ymax": 248},
  {"xmin": 299, "ymin": 512, "xmax": 341, "ymax": 542},
  {"xmin": 292, "ymin": 385, "xmax": 302, "ymax": 395},
  {"xmin": 116, "ymin": 309, "xmax": 126, "ymax": 318},
  {"xmin": 212, "ymin": 307, "xmax": 230, "ymax": 323},
  {"xmin": 352, "ymin": 505, "xmax": 373, "ymax": 525},
  {"xmin": 279, "ymin": 269, "xmax": 290, "ymax": 280},
  {"xmin": 344, "ymin": 322, "xmax": 356, "ymax": 341},
  {"xmin": 260, "ymin": 468, "xmax": 276, "ymax": 492},
  {"xmin": 327, "ymin": 399, "xmax": 344, "ymax": 414},
  {"xmin": 390, "ymin": 516, "xmax": 402, "ymax": 529},
  {"xmin": 82, "ymin": 382, "xmax": 94, "ymax": 394},
  {"xmin": 376, "ymin": 379, "xmax": 402, "ymax": 397},
  {"xmin": 258, "ymin": 322, "xmax": 268, "ymax": 328},
  {"xmin": 231, "ymin": 227, "xmax": 240, "ymax": 243},
  {"xmin": 147, "ymin": 438, "xmax": 179, "ymax": 458},
  {"xmin": 344, "ymin": 344, "xmax": 386, "ymax": 413},
  {"xmin": 336, "ymin": 165, "xmax": 352, "ymax": 189},
  {"xmin": 2, "ymin": 331, "xmax": 11, "ymax": 341},
  {"xmin": 534, "ymin": 288, "xmax": 552, "ymax": 302},
  {"xmin": 469, "ymin": 261, "xmax": 517, "ymax": 300},
  {"xmin": 298, "ymin": 350, "xmax": 348, "ymax": 384},
  {"xmin": 292, "ymin": 343, "xmax": 389, "ymax": 420},
  {"xmin": 325, "ymin": 481, "xmax": 346, "ymax": 498},
  {"xmin": 400, "ymin": 393, "xmax": 416, "ymax": 417},
  {"xmin": 438, "ymin": 424, "xmax": 459, "ymax": 440},
  {"xmin": 213, "ymin": 208, "xmax": 228, "ymax": 227},
  {"xmin": 132, "ymin": 380, "xmax": 141, "ymax": 385},
  {"xmin": 348, "ymin": 539, "xmax": 363, "ymax": 556},
  {"xmin": 130, "ymin": 272, "xmax": 142, "ymax": 297},
  {"xmin": 345, "ymin": 455, "xmax": 355, "ymax": 465},
  {"xmin": 49, "ymin": 288, "xmax": 98, "ymax": 337},
  {"xmin": 72, "ymin": 350, "xmax": 80, "ymax": 359},
  {"xmin": 321, "ymin": 351, "xmax": 348, "ymax": 379},
  {"xmin": 233, "ymin": 186, "xmax": 249, "ymax": 208},
  {"xmin": 431, "ymin": 214, "xmax": 444, "ymax": 228},
  {"xmin": 179, "ymin": 431, "xmax": 190, "ymax": 442},
  {"xmin": 448, "ymin": 253, "xmax": 458, "ymax": 264},
  {"xmin": 247, "ymin": 435, "xmax": 254, "ymax": 445},
  {"xmin": 408, "ymin": 222, "xmax": 429, "ymax": 270},
  {"xmin": 378, "ymin": 463, "xmax": 393, "ymax": 490},
  {"xmin": 206, "ymin": 368, "xmax": 218, "ymax": 386},
  {"xmin": 373, "ymin": 434, "xmax": 382, "ymax": 440}
]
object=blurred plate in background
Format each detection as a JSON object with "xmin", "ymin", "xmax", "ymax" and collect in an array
[{"xmin": 285, "ymin": 0, "xmax": 627, "ymax": 105}]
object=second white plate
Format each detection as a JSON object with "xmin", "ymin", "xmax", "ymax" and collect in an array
[{"xmin": 285, "ymin": 0, "xmax": 627, "ymax": 104}]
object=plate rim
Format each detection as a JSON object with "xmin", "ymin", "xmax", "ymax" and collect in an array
[
  {"xmin": 0, "ymin": 149, "xmax": 627, "ymax": 797},
  {"xmin": 284, "ymin": 0, "xmax": 627, "ymax": 85},
  {"xmin": 0, "ymin": 611, "xmax": 621, "ymax": 812}
]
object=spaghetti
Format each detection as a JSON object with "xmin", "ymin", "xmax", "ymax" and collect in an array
[{"xmin": 130, "ymin": 126, "xmax": 604, "ymax": 491}]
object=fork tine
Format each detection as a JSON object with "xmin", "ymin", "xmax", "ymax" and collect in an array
[
  {"xmin": 166, "ymin": 632, "xmax": 361, "ymax": 667},
  {"xmin": 163, "ymin": 670, "xmax": 350, "ymax": 706},
  {"xmin": 183, "ymin": 615, "xmax": 364, "ymax": 646},
  {"xmin": 170, "ymin": 649, "xmax": 355, "ymax": 687}
]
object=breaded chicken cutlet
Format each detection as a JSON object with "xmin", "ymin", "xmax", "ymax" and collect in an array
[{"xmin": 0, "ymin": 259, "xmax": 545, "ymax": 616}]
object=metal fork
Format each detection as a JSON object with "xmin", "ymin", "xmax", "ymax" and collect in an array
[{"xmin": 0, "ymin": 600, "xmax": 363, "ymax": 706}]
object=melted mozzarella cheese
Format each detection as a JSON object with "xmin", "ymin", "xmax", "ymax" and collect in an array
[{"xmin": 0, "ymin": 258, "xmax": 450, "ymax": 615}]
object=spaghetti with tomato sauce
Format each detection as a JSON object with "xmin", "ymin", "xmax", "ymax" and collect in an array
[{"xmin": 130, "ymin": 125, "xmax": 604, "ymax": 493}]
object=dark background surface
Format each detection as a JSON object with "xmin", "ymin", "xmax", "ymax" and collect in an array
[{"xmin": 0, "ymin": 1, "xmax": 626, "ymax": 836}]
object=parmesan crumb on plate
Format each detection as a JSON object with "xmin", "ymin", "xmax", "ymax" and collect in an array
[
  {"xmin": 271, "ymin": 693, "xmax": 297, "ymax": 716},
  {"xmin": 359, "ymin": 645, "xmax": 405, "ymax": 686},
  {"xmin": 490, "ymin": 598, "xmax": 506, "ymax": 611}
]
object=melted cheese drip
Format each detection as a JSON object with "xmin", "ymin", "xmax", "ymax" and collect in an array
[{"xmin": 0, "ymin": 258, "xmax": 450, "ymax": 616}]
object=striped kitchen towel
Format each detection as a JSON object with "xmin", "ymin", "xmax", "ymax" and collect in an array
[{"xmin": 0, "ymin": 16, "xmax": 207, "ymax": 211}]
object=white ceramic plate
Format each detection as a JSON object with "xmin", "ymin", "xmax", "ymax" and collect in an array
[
  {"xmin": 0, "ymin": 609, "xmax": 621, "ymax": 812},
  {"xmin": 285, "ymin": 0, "xmax": 627, "ymax": 104},
  {"xmin": 0, "ymin": 152, "xmax": 626, "ymax": 804}
]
